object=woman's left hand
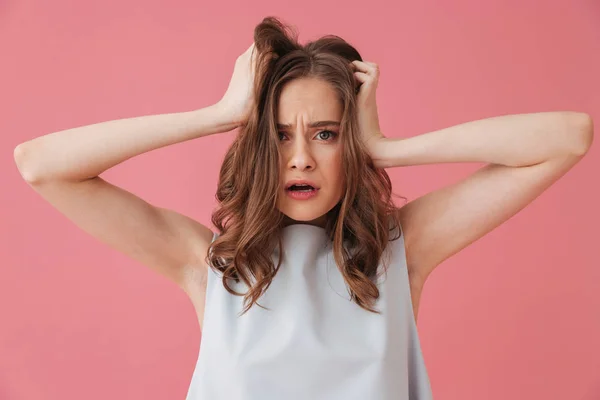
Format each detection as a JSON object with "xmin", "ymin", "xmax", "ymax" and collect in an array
[{"xmin": 351, "ymin": 60, "xmax": 386, "ymax": 163}]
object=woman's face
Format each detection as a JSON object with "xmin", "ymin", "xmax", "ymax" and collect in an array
[{"xmin": 275, "ymin": 77, "xmax": 345, "ymax": 227}]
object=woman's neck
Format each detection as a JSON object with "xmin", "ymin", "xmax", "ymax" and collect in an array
[{"xmin": 281, "ymin": 214, "xmax": 327, "ymax": 229}]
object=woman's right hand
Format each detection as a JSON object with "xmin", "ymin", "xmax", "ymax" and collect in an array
[{"xmin": 217, "ymin": 43, "xmax": 260, "ymax": 128}]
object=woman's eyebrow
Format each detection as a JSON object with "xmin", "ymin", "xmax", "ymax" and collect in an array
[{"xmin": 277, "ymin": 120, "xmax": 340, "ymax": 129}]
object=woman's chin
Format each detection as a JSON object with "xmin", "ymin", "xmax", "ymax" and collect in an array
[{"xmin": 280, "ymin": 210, "xmax": 327, "ymax": 226}]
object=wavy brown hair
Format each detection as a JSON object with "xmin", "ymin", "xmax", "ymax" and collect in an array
[{"xmin": 207, "ymin": 16, "xmax": 406, "ymax": 315}]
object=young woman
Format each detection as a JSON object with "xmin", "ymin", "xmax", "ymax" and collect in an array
[{"xmin": 14, "ymin": 16, "xmax": 593, "ymax": 400}]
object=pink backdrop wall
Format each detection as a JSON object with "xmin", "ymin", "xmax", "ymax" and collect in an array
[{"xmin": 2, "ymin": 1, "xmax": 599, "ymax": 399}]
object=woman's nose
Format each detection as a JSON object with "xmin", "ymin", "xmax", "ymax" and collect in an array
[{"xmin": 287, "ymin": 137, "xmax": 314, "ymax": 170}]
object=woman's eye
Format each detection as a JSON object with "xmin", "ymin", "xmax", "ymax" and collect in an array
[
  {"xmin": 277, "ymin": 130, "xmax": 338, "ymax": 141},
  {"xmin": 317, "ymin": 130, "xmax": 338, "ymax": 140}
]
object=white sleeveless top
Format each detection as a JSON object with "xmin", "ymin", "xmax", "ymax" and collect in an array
[{"xmin": 186, "ymin": 222, "xmax": 433, "ymax": 399}]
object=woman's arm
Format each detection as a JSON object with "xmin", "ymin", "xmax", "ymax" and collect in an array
[
  {"xmin": 14, "ymin": 102, "xmax": 238, "ymax": 184},
  {"xmin": 352, "ymin": 60, "xmax": 594, "ymax": 285},
  {"xmin": 377, "ymin": 111, "xmax": 593, "ymax": 285},
  {"xmin": 372, "ymin": 111, "xmax": 593, "ymax": 169},
  {"xmin": 11, "ymin": 42, "xmax": 259, "ymax": 295},
  {"xmin": 12, "ymin": 102, "xmax": 238, "ymax": 290}
]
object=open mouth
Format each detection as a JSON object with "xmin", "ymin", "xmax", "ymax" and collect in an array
[
  {"xmin": 285, "ymin": 184, "xmax": 319, "ymax": 199},
  {"xmin": 286, "ymin": 184, "xmax": 316, "ymax": 192}
]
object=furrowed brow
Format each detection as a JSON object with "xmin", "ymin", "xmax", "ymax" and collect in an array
[{"xmin": 277, "ymin": 120, "xmax": 341, "ymax": 129}]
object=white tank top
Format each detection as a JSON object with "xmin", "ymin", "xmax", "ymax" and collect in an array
[{"xmin": 186, "ymin": 221, "xmax": 433, "ymax": 399}]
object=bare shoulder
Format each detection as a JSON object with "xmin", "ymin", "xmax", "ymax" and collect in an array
[
  {"xmin": 179, "ymin": 221, "xmax": 215, "ymax": 295},
  {"xmin": 395, "ymin": 208, "xmax": 424, "ymax": 288}
]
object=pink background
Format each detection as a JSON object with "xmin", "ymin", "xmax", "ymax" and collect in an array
[{"xmin": 2, "ymin": 1, "xmax": 599, "ymax": 399}]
